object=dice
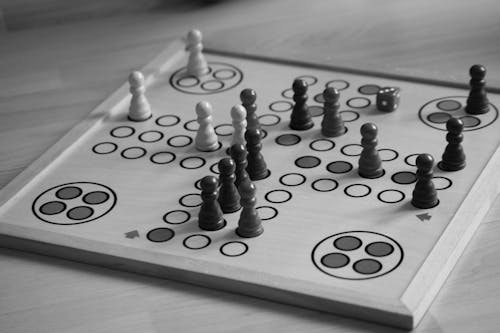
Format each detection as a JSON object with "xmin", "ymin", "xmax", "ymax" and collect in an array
[{"xmin": 376, "ymin": 87, "xmax": 400, "ymax": 112}]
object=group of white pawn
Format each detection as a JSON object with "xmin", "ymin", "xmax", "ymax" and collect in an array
[{"xmin": 127, "ymin": 29, "xmax": 242, "ymax": 152}]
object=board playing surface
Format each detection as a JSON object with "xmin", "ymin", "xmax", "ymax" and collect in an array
[{"xmin": 1, "ymin": 39, "xmax": 500, "ymax": 329}]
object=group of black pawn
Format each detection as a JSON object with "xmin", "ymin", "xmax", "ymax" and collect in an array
[
  {"xmin": 198, "ymin": 89, "xmax": 269, "ymax": 238},
  {"xmin": 288, "ymin": 65, "xmax": 479, "ymax": 209}
]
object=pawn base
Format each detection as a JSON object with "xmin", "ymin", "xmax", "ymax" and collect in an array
[
  {"xmin": 236, "ymin": 226, "xmax": 264, "ymax": 238},
  {"xmin": 465, "ymin": 103, "xmax": 489, "ymax": 115},
  {"xmin": 411, "ymin": 198, "xmax": 440, "ymax": 209},
  {"xmin": 358, "ymin": 168, "xmax": 385, "ymax": 179},
  {"xmin": 199, "ymin": 219, "xmax": 226, "ymax": 231},
  {"xmin": 128, "ymin": 113, "xmax": 153, "ymax": 122},
  {"xmin": 289, "ymin": 121, "xmax": 314, "ymax": 131},
  {"xmin": 438, "ymin": 161, "xmax": 466, "ymax": 172}
]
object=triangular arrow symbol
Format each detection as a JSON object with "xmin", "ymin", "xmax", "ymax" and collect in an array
[
  {"xmin": 416, "ymin": 213, "xmax": 432, "ymax": 221},
  {"xmin": 125, "ymin": 230, "xmax": 140, "ymax": 239}
]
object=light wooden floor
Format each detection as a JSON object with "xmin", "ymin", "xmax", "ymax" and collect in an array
[{"xmin": 1, "ymin": 1, "xmax": 500, "ymax": 332}]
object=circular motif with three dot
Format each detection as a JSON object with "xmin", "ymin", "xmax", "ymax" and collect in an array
[
  {"xmin": 419, "ymin": 96, "xmax": 498, "ymax": 131},
  {"xmin": 32, "ymin": 182, "xmax": 117, "ymax": 225},
  {"xmin": 312, "ymin": 231, "xmax": 403, "ymax": 280},
  {"xmin": 169, "ymin": 62, "xmax": 243, "ymax": 95}
]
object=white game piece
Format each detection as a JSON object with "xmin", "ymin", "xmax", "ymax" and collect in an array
[
  {"xmin": 231, "ymin": 104, "xmax": 247, "ymax": 147},
  {"xmin": 195, "ymin": 101, "xmax": 219, "ymax": 152},
  {"xmin": 186, "ymin": 29, "xmax": 208, "ymax": 77},
  {"xmin": 128, "ymin": 71, "xmax": 152, "ymax": 121}
]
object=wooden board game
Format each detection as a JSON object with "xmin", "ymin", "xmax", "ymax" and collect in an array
[{"xmin": 1, "ymin": 38, "xmax": 500, "ymax": 330}]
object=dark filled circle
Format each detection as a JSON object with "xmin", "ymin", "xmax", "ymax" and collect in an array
[
  {"xmin": 309, "ymin": 105, "xmax": 324, "ymax": 117},
  {"xmin": 275, "ymin": 133, "xmax": 301, "ymax": 146},
  {"xmin": 437, "ymin": 99, "xmax": 461, "ymax": 111},
  {"xmin": 334, "ymin": 236, "xmax": 362, "ymax": 251},
  {"xmin": 321, "ymin": 253, "xmax": 350, "ymax": 269},
  {"xmin": 314, "ymin": 93, "xmax": 325, "ymax": 104},
  {"xmin": 358, "ymin": 84, "xmax": 380, "ymax": 95},
  {"xmin": 365, "ymin": 241, "xmax": 394, "ymax": 257},
  {"xmin": 83, "ymin": 191, "xmax": 109, "ymax": 205},
  {"xmin": 391, "ymin": 171, "xmax": 417, "ymax": 184},
  {"xmin": 56, "ymin": 186, "xmax": 82, "ymax": 200},
  {"xmin": 147, "ymin": 227, "xmax": 175, "ymax": 243},
  {"xmin": 67, "ymin": 206, "xmax": 94, "ymax": 220},
  {"xmin": 427, "ymin": 112, "xmax": 451, "ymax": 124},
  {"xmin": 39, "ymin": 201, "xmax": 66, "ymax": 215},
  {"xmin": 459, "ymin": 115, "xmax": 481, "ymax": 128},
  {"xmin": 353, "ymin": 258, "xmax": 382, "ymax": 275},
  {"xmin": 295, "ymin": 155, "xmax": 321, "ymax": 169},
  {"xmin": 326, "ymin": 161, "xmax": 353, "ymax": 174}
]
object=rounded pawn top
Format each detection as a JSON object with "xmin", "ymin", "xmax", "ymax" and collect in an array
[
  {"xmin": 200, "ymin": 175, "xmax": 218, "ymax": 192},
  {"xmin": 187, "ymin": 29, "xmax": 202, "ymax": 44},
  {"xmin": 470, "ymin": 64, "xmax": 486, "ymax": 80},
  {"xmin": 245, "ymin": 128, "xmax": 262, "ymax": 145},
  {"xmin": 323, "ymin": 87, "xmax": 340, "ymax": 103},
  {"xmin": 218, "ymin": 157, "xmax": 236, "ymax": 175},
  {"xmin": 196, "ymin": 101, "xmax": 212, "ymax": 117},
  {"xmin": 416, "ymin": 153, "xmax": 434, "ymax": 171},
  {"xmin": 128, "ymin": 71, "xmax": 144, "ymax": 87},
  {"xmin": 231, "ymin": 104, "xmax": 246, "ymax": 121},
  {"xmin": 360, "ymin": 122, "xmax": 378, "ymax": 140},
  {"xmin": 238, "ymin": 178, "xmax": 256, "ymax": 199},
  {"xmin": 230, "ymin": 143, "xmax": 246, "ymax": 160},
  {"xmin": 446, "ymin": 117, "xmax": 464, "ymax": 134},
  {"xmin": 240, "ymin": 88, "xmax": 257, "ymax": 104},
  {"xmin": 292, "ymin": 79, "xmax": 308, "ymax": 94}
]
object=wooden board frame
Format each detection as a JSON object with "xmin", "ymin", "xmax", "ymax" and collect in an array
[{"xmin": 1, "ymin": 38, "xmax": 500, "ymax": 330}]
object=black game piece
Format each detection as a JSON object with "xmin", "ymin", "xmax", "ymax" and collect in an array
[
  {"xmin": 236, "ymin": 179, "xmax": 263, "ymax": 238},
  {"xmin": 321, "ymin": 87, "xmax": 345, "ymax": 137},
  {"xmin": 217, "ymin": 158, "xmax": 241, "ymax": 213},
  {"xmin": 439, "ymin": 118, "xmax": 466, "ymax": 171},
  {"xmin": 358, "ymin": 123, "xmax": 384, "ymax": 178},
  {"xmin": 289, "ymin": 79, "xmax": 314, "ymax": 130},
  {"xmin": 412, "ymin": 154, "xmax": 439, "ymax": 209},
  {"xmin": 230, "ymin": 143, "xmax": 249, "ymax": 188},
  {"xmin": 240, "ymin": 88, "xmax": 262, "ymax": 132},
  {"xmin": 245, "ymin": 128, "xmax": 269, "ymax": 180},
  {"xmin": 198, "ymin": 175, "xmax": 226, "ymax": 231},
  {"xmin": 465, "ymin": 64, "xmax": 490, "ymax": 114}
]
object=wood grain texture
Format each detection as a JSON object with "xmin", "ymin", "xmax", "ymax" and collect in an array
[{"xmin": 1, "ymin": 0, "xmax": 500, "ymax": 332}]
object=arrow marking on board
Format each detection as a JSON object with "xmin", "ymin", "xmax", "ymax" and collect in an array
[
  {"xmin": 125, "ymin": 230, "xmax": 140, "ymax": 239},
  {"xmin": 416, "ymin": 213, "xmax": 432, "ymax": 221}
]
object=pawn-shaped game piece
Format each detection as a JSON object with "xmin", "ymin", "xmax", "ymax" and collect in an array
[
  {"xmin": 236, "ymin": 179, "xmax": 263, "ymax": 238},
  {"xmin": 198, "ymin": 176, "xmax": 226, "ymax": 231},
  {"xmin": 195, "ymin": 101, "xmax": 219, "ymax": 152},
  {"xmin": 218, "ymin": 157, "xmax": 241, "ymax": 213},
  {"xmin": 240, "ymin": 88, "xmax": 261, "ymax": 132},
  {"xmin": 245, "ymin": 128, "xmax": 269, "ymax": 180},
  {"xmin": 186, "ymin": 29, "xmax": 208, "ymax": 77},
  {"xmin": 321, "ymin": 87, "xmax": 345, "ymax": 137},
  {"xmin": 358, "ymin": 123, "xmax": 384, "ymax": 178},
  {"xmin": 439, "ymin": 118, "xmax": 466, "ymax": 171},
  {"xmin": 412, "ymin": 154, "xmax": 439, "ymax": 209},
  {"xmin": 230, "ymin": 143, "xmax": 249, "ymax": 188},
  {"xmin": 231, "ymin": 104, "xmax": 247, "ymax": 147},
  {"xmin": 465, "ymin": 64, "xmax": 490, "ymax": 114},
  {"xmin": 128, "ymin": 71, "xmax": 152, "ymax": 121},
  {"xmin": 289, "ymin": 79, "xmax": 314, "ymax": 130}
]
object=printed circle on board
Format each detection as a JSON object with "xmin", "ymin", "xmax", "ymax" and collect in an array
[
  {"xmin": 170, "ymin": 62, "xmax": 243, "ymax": 95},
  {"xmin": 419, "ymin": 96, "xmax": 498, "ymax": 131},
  {"xmin": 32, "ymin": 182, "xmax": 117, "ymax": 225},
  {"xmin": 312, "ymin": 231, "xmax": 403, "ymax": 280}
]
